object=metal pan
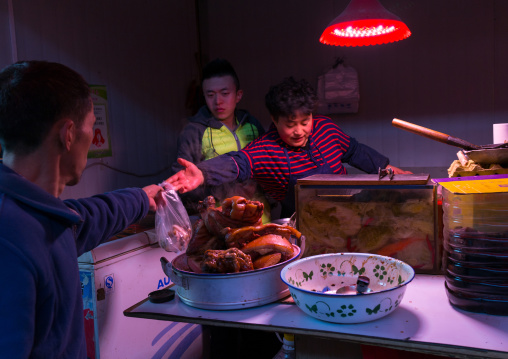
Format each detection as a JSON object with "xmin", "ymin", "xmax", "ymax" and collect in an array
[
  {"xmin": 392, "ymin": 118, "xmax": 508, "ymax": 165},
  {"xmin": 160, "ymin": 234, "xmax": 305, "ymax": 310},
  {"xmin": 464, "ymin": 148, "xmax": 508, "ymax": 165},
  {"xmin": 160, "ymin": 245, "xmax": 301, "ymax": 310}
]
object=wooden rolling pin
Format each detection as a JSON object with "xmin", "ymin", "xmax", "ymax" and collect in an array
[{"xmin": 392, "ymin": 118, "xmax": 482, "ymax": 150}]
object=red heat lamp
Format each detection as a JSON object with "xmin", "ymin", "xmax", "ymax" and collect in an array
[{"xmin": 319, "ymin": 0, "xmax": 411, "ymax": 47}]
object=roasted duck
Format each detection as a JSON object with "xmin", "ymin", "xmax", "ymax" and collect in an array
[
  {"xmin": 201, "ymin": 248, "xmax": 254, "ymax": 273},
  {"xmin": 185, "ymin": 196, "xmax": 300, "ymax": 273}
]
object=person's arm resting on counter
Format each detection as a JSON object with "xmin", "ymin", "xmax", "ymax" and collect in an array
[{"xmin": 342, "ymin": 137, "xmax": 412, "ymax": 175}]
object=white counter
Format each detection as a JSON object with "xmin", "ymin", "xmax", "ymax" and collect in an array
[{"xmin": 124, "ymin": 275, "xmax": 508, "ymax": 358}]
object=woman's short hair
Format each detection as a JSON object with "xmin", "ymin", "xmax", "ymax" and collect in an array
[{"xmin": 265, "ymin": 77, "xmax": 317, "ymax": 121}]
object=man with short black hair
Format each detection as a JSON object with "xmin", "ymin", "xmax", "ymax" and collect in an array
[
  {"xmin": 0, "ymin": 60, "xmax": 162, "ymax": 358},
  {"xmin": 170, "ymin": 58, "xmax": 270, "ymax": 220}
]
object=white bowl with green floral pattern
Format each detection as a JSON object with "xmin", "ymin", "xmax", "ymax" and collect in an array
[{"xmin": 280, "ymin": 252, "xmax": 415, "ymax": 324}]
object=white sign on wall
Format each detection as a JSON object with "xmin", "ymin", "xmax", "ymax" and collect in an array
[{"xmin": 89, "ymin": 85, "xmax": 112, "ymax": 158}]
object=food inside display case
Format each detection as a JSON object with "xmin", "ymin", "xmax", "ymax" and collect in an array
[{"xmin": 296, "ymin": 174, "xmax": 439, "ymax": 273}]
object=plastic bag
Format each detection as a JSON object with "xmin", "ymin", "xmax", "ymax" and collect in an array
[{"xmin": 155, "ymin": 183, "xmax": 192, "ymax": 252}]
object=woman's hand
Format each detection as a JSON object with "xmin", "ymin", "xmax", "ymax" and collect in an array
[
  {"xmin": 386, "ymin": 164, "xmax": 413, "ymax": 175},
  {"xmin": 165, "ymin": 158, "xmax": 205, "ymax": 193}
]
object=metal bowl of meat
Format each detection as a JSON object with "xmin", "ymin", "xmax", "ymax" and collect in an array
[{"xmin": 160, "ymin": 196, "xmax": 304, "ymax": 310}]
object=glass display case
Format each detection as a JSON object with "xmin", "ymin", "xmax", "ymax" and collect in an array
[{"xmin": 295, "ymin": 174, "xmax": 439, "ymax": 274}]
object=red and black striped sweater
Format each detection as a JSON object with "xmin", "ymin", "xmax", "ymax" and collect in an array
[{"xmin": 198, "ymin": 115, "xmax": 389, "ymax": 204}]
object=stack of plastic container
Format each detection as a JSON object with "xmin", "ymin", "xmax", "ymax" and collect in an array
[{"xmin": 441, "ymin": 178, "xmax": 508, "ymax": 315}]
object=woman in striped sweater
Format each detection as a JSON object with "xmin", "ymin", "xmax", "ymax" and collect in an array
[{"xmin": 167, "ymin": 77, "xmax": 411, "ymax": 218}]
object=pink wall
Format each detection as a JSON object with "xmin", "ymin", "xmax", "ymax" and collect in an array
[{"xmin": 1, "ymin": 0, "xmax": 506, "ymax": 199}]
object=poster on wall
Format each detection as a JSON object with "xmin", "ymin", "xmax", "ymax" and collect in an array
[
  {"xmin": 88, "ymin": 85, "xmax": 112, "ymax": 158},
  {"xmin": 317, "ymin": 63, "xmax": 359, "ymax": 114}
]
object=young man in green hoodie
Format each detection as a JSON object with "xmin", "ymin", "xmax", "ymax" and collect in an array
[{"xmin": 171, "ymin": 58, "xmax": 271, "ymax": 221}]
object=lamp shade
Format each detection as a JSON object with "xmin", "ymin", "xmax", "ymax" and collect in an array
[{"xmin": 319, "ymin": 0, "xmax": 411, "ymax": 47}]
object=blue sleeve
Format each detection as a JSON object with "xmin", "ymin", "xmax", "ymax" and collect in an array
[
  {"xmin": 230, "ymin": 151, "xmax": 252, "ymax": 181},
  {"xmin": 197, "ymin": 151, "xmax": 252, "ymax": 185},
  {"xmin": 342, "ymin": 137, "xmax": 390, "ymax": 174},
  {"xmin": 64, "ymin": 188, "xmax": 149, "ymax": 256}
]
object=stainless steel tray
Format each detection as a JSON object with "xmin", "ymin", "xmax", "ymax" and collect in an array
[
  {"xmin": 161, "ymin": 243, "xmax": 302, "ymax": 310},
  {"xmin": 465, "ymin": 148, "xmax": 508, "ymax": 165}
]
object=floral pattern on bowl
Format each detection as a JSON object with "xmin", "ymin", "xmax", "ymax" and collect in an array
[{"xmin": 280, "ymin": 252, "xmax": 415, "ymax": 324}]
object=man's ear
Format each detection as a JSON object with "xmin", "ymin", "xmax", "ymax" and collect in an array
[
  {"xmin": 235, "ymin": 89, "xmax": 243, "ymax": 103},
  {"xmin": 270, "ymin": 115, "xmax": 277, "ymax": 125},
  {"xmin": 59, "ymin": 119, "xmax": 75, "ymax": 151}
]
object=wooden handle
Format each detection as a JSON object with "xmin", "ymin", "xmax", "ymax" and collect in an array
[
  {"xmin": 392, "ymin": 118, "xmax": 450, "ymax": 143},
  {"xmin": 392, "ymin": 118, "xmax": 481, "ymax": 150}
]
